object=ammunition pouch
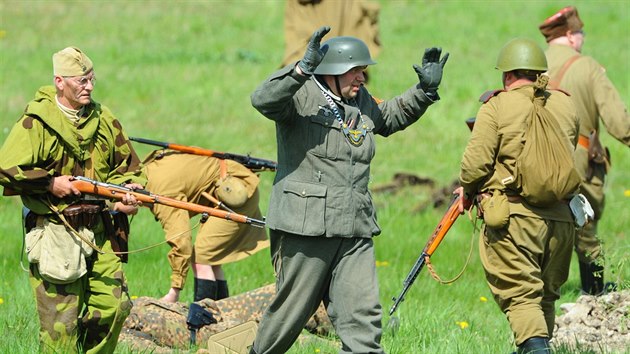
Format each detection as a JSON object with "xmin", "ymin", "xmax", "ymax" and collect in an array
[
  {"xmin": 586, "ymin": 130, "xmax": 611, "ymax": 181},
  {"xmin": 102, "ymin": 211, "xmax": 130, "ymax": 263},
  {"xmin": 62, "ymin": 203, "xmax": 103, "ymax": 230}
]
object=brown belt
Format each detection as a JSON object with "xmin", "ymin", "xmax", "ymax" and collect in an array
[{"xmin": 578, "ymin": 134, "xmax": 589, "ymax": 149}]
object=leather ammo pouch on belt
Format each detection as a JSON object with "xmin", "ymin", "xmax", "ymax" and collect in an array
[
  {"xmin": 586, "ymin": 130, "xmax": 611, "ymax": 180},
  {"xmin": 102, "ymin": 211, "xmax": 130, "ymax": 263}
]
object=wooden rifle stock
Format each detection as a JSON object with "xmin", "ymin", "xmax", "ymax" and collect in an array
[
  {"xmin": 389, "ymin": 195, "xmax": 461, "ymax": 316},
  {"xmin": 71, "ymin": 176, "xmax": 265, "ymax": 227},
  {"xmin": 129, "ymin": 136, "xmax": 277, "ymax": 172}
]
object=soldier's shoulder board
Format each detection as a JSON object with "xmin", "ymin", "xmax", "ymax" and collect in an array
[
  {"xmin": 549, "ymin": 88, "xmax": 571, "ymax": 96},
  {"xmin": 479, "ymin": 89, "xmax": 505, "ymax": 103}
]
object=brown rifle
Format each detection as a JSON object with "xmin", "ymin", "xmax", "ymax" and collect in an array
[
  {"xmin": 389, "ymin": 195, "xmax": 461, "ymax": 316},
  {"xmin": 129, "ymin": 137, "xmax": 277, "ymax": 172},
  {"xmin": 71, "ymin": 176, "xmax": 265, "ymax": 227}
]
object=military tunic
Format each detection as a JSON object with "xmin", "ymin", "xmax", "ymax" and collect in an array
[
  {"xmin": 460, "ymin": 84, "xmax": 579, "ymax": 345},
  {"xmin": 142, "ymin": 151, "xmax": 269, "ymax": 290},
  {"xmin": 545, "ymin": 44, "xmax": 630, "ymax": 264},
  {"xmin": 249, "ymin": 65, "xmax": 436, "ymax": 353},
  {"xmin": 0, "ymin": 86, "xmax": 146, "ymax": 353}
]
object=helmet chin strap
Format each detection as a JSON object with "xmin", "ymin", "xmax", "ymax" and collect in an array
[{"xmin": 334, "ymin": 76, "xmax": 344, "ymax": 101}]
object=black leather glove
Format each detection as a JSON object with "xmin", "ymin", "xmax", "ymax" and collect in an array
[
  {"xmin": 413, "ymin": 47, "xmax": 450, "ymax": 93},
  {"xmin": 297, "ymin": 26, "xmax": 331, "ymax": 75}
]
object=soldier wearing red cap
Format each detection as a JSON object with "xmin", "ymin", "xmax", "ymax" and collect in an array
[{"xmin": 540, "ymin": 6, "xmax": 630, "ymax": 296}]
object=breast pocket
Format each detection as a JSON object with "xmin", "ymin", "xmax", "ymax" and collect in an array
[
  {"xmin": 274, "ymin": 180, "xmax": 327, "ymax": 236},
  {"xmin": 307, "ymin": 109, "xmax": 340, "ymax": 160}
]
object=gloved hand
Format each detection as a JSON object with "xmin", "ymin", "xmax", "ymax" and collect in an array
[
  {"xmin": 297, "ymin": 26, "xmax": 331, "ymax": 75},
  {"xmin": 413, "ymin": 47, "xmax": 450, "ymax": 93}
]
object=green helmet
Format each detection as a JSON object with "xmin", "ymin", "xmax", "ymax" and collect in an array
[
  {"xmin": 314, "ymin": 36, "xmax": 376, "ymax": 75},
  {"xmin": 495, "ymin": 38, "xmax": 547, "ymax": 72}
]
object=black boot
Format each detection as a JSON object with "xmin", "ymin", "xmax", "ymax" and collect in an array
[
  {"xmin": 517, "ymin": 337, "xmax": 551, "ymax": 354},
  {"xmin": 217, "ymin": 279, "xmax": 230, "ymax": 300},
  {"xmin": 194, "ymin": 278, "xmax": 218, "ymax": 301},
  {"xmin": 579, "ymin": 261, "xmax": 604, "ymax": 295}
]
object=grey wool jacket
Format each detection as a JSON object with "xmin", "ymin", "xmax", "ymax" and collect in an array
[{"xmin": 251, "ymin": 65, "xmax": 436, "ymax": 238}]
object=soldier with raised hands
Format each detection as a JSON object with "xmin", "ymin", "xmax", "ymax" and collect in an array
[{"xmin": 248, "ymin": 26, "xmax": 449, "ymax": 353}]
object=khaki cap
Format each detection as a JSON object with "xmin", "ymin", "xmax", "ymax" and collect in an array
[
  {"xmin": 539, "ymin": 6, "xmax": 584, "ymax": 42},
  {"xmin": 53, "ymin": 46, "xmax": 93, "ymax": 76}
]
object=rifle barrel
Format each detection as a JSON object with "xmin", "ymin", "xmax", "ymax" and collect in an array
[
  {"xmin": 129, "ymin": 137, "xmax": 277, "ymax": 172},
  {"xmin": 72, "ymin": 176, "xmax": 265, "ymax": 227},
  {"xmin": 389, "ymin": 195, "xmax": 461, "ymax": 316}
]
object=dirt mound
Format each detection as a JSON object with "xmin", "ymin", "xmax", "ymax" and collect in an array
[{"xmin": 552, "ymin": 290, "xmax": 629, "ymax": 353}]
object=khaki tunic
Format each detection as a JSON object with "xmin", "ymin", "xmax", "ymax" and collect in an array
[
  {"xmin": 545, "ymin": 44, "xmax": 630, "ymax": 263},
  {"xmin": 459, "ymin": 84, "xmax": 579, "ymax": 345},
  {"xmin": 143, "ymin": 151, "xmax": 269, "ymax": 289},
  {"xmin": 282, "ymin": 0, "xmax": 381, "ymax": 67}
]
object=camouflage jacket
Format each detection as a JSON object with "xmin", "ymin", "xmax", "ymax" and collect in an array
[
  {"xmin": 0, "ymin": 86, "xmax": 145, "ymax": 214},
  {"xmin": 120, "ymin": 284, "xmax": 332, "ymax": 351}
]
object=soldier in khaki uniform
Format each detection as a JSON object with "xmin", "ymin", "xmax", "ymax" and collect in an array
[
  {"xmin": 142, "ymin": 151, "xmax": 269, "ymax": 303},
  {"xmin": 455, "ymin": 38, "xmax": 579, "ymax": 354},
  {"xmin": 249, "ymin": 26, "xmax": 448, "ymax": 353},
  {"xmin": 281, "ymin": 0, "xmax": 381, "ymax": 68},
  {"xmin": 539, "ymin": 6, "xmax": 630, "ymax": 295},
  {"xmin": 0, "ymin": 47, "xmax": 146, "ymax": 353}
]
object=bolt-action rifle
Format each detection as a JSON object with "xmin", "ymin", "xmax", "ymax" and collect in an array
[
  {"xmin": 129, "ymin": 137, "xmax": 277, "ymax": 172},
  {"xmin": 389, "ymin": 195, "xmax": 461, "ymax": 316},
  {"xmin": 71, "ymin": 176, "xmax": 266, "ymax": 227}
]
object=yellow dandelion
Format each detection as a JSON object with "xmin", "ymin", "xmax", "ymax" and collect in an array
[
  {"xmin": 624, "ymin": 189, "xmax": 630, "ymax": 197},
  {"xmin": 456, "ymin": 321, "xmax": 469, "ymax": 329},
  {"xmin": 315, "ymin": 349, "xmax": 320, "ymax": 353},
  {"xmin": 0, "ymin": 30, "xmax": 6, "ymax": 39},
  {"xmin": 0, "ymin": 297, "xmax": 4, "ymax": 305},
  {"xmin": 479, "ymin": 296, "xmax": 488, "ymax": 302},
  {"xmin": 375, "ymin": 260, "xmax": 390, "ymax": 267},
  {"xmin": 131, "ymin": 295, "xmax": 138, "ymax": 300}
]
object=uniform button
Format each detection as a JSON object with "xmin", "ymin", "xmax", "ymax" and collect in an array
[{"xmin": 302, "ymin": 190, "xmax": 306, "ymax": 196}]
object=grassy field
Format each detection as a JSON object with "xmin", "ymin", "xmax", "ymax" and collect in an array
[{"xmin": 1, "ymin": 1, "xmax": 628, "ymax": 353}]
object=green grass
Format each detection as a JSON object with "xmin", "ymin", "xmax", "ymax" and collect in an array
[{"xmin": 1, "ymin": 1, "xmax": 629, "ymax": 353}]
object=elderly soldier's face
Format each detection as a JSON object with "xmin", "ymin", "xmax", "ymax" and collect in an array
[
  {"xmin": 55, "ymin": 70, "xmax": 95, "ymax": 110},
  {"xmin": 335, "ymin": 66, "xmax": 367, "ymax": 99}
]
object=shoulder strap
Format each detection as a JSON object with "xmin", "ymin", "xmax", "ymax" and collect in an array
[
  {"xmin": 548, "ymin": 55, "xmax": 582, "ymax": 89},
  {"xmin": 479, "ymin": 89, "xmax": 505, "ymax": 103}
]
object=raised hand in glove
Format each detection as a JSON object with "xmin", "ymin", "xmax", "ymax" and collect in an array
[
  {"xmin": 297, "ymin": 26, "xmax": 331, "ymax": 75},
  {"xmin": 413, "ymin": 47, "xmax": 450, "ymax": 93}
]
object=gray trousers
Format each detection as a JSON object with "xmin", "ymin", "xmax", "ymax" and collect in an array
[{"xmin": 251, "ymin": 230, "xmax": 384, "ymax": 354}]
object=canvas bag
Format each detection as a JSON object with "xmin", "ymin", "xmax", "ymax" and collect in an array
[
  {"xmin": 25, "ymin": 219, "xmax": 95, "ymax": 284},
  {"xmin": 517, "ymin": 76, "xmax": 581, "ymax": 207}
]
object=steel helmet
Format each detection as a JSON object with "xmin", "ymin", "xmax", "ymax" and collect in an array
[
  {"xmin": 314, "ymin": 36, "xmax": 376, "ymax": 75},
  {"xmin": 495, "ymin": 38, "xmax": 548, "ymax": 72}
]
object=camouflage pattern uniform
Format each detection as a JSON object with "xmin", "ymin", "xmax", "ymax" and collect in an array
[
  {"xmin": 460, "ymin": 83, "xmax": 579, "ymax": 345},
  {"xmin": 0, "ymin": 85, "xmax": 146, "ymax": 352},
  {"xmin": 119, "ymin": 284, "xmax": 333, "ymax": 351}
]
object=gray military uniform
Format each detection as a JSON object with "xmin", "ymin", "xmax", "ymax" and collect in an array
[{"xmin": 250, "ymin": 65, "xmax": 436, "ymax": 353}]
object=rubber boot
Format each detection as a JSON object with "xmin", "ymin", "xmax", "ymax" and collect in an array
[
  {"xmin": 217, "ymin": 280, "xmax": 230, "ymax": 300},
  {"xmin": 194, "ymin": 278, "xmax": 218, "ymax": 301},
  {"xmin": 517, "ymin": 337, "xmax": 551, "ymax": 354},
  {"xmin": 579, "ymin": 261, "xmax": 604, "ymax": 295}
]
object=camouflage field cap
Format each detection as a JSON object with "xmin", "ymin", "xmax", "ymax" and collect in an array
[
  {"xmin": 539, "ymin": 6, "xmax": 584, "ymax": 42},
  {"xmin": 53, "ymin": 46, "xmax": 93, "ymax": 76},
  {"xmin": 215, "ymin": 176, "xmax": 248, "ymax": 208}
]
